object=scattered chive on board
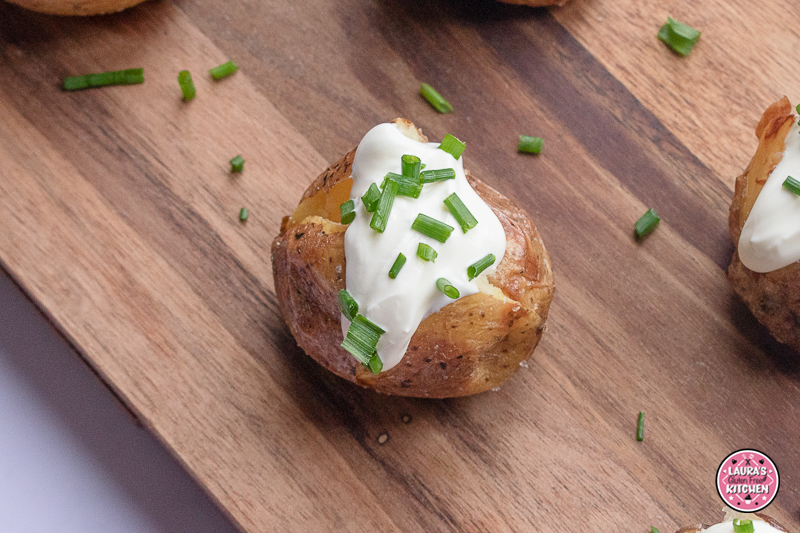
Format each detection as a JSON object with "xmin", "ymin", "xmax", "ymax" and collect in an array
[
  {"xmin": 388, "ymin": 253, "xmax": 407, "ymax": 279},
  {"xmin": 732, "ymin": 519, "xmax": 754, "ymax": 533},
  {"xmin": 417, "ymin": 243, "xmax": 438, "ymax": 262},
  {"xmin": 341, "ymin": 314, "xmax": 385, "ymax": 366},
  {"xmin": 361, "ymin": 183, "xmax": 382, "ymax": 212},
  {"xmin": 337, "ymin": 289, "xmax": 358, "ymax": 321},
  {"xmin": 468, "ymin": 254, "xmax": 495, "ymax": 281},
  {"xmin": 230, "ymin": 155, "xmax": 245, "ymax": 173},
  {"xmin": 421, "ymin": 168, "xmax": 456, "ymax": 184},
  {"xmin": 340, "ymin": 199, "xmax": 356, "ymax": 224},
  {"xmin": 62, "ymin": 68, "xmax": 144, "ymax": 91},
  {"xmin": 436, "ymin": 278, "xmax": 459, "ymax": 299},
  {"xmin": 370, "ymin": 179, "xmax": 399, "ymax": 233},
  {"xmin": 518, "ymin": 135, "xmax": 543, "ymax": 154},
  {"xmin": 657, "ymin": 17, "xmax": 701, "ymax": 57},
  {"xmin": 439, "ymin": 134, "xmax": 465, "ymax": 160},
  {"xmin": 239, "ymin": 207, "xmax": 249, "ymax": 222},
  {"xmin": 177, "ymin": 70, "xmax": 196, "ymax": 101},
  {"xmin": 634, "ymin": 208, "xmax": 660, "ymax": 239},
  {"xmin": 783, "ymin": 176, "xmax": 800, "ymax": 196},
  {"xmin": 419, "ymin": 83, "xmax": 453, "ymax": 114},
  {"xmin": 411, "ymin": 214, "xmax": 454, "ymax": 243},
  {"xmin": 443, "ymin": 193, "xmax": 478, "ymax": 233},
  {"xmin": 209, "ymin": 60, "xmax": 239, "ymax": 80},
  {"xmin": 651, "ymin": 528, "xmax": 660, "ymax": 533},
  {"xmin": 636, "ymin": 411, "xmax": 645, "ymax": 442}
]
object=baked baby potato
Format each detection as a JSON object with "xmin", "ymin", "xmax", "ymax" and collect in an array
[
  {"xmin": 497, "ymin": 0, "xmax": 570, "ymax": 6},
  {"xmin": 4, "ymin": 0, "xmax": 147, "ymax": 15},
  {"xmin": 728, "ymin": 96, "xmax": 800, "ymax": 351},
  {"xmin": 271, "ymin": 119, "xmax": 554, "ymax": 398},
  {"xmin": 675, "ymin": 510, "xmax": 790, "ymax": 533}
]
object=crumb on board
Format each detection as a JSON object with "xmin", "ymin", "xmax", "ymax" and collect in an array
[
  {"xmin": 377, "ymin": 433, "xmax": 389, "ymax": 445},
  {"xmin": 401, "ymin": 414, "xmax": 412, "ymax": 424}
]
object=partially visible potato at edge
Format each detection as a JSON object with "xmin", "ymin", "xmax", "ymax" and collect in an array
[{"xmin": 4, "ymin": 0, "xmax": 147, "ymax": 16}]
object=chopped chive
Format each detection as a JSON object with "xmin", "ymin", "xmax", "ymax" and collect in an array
[
  {"xmin": 370, "ymin": 179, "xmax": 399, "ymax": 233},
  {"xmin": 401, "ymin": 154, "xmax": 422, "ymax": 181},
  {"xmin": 368, "ymin": 353, "xmax": 383, "ymax": 374},
  {"xmin": 209, "ymin": 60, "xmax": 238, "ymax": 80},
  {"xmin": 417, "ymin": 243, "xmax": 438, "ymax": 262},
  {"xmin": 468, "ymin": 254, "xmax": 496, "ymax": 281},
  {"xmin": 636, "ymin": 411, "xmax": 644, "ymax": 442},
  {"xmin": 62, "ymin": 68, "xmax": 144, "ymax": 91},
  {"xmin": 388, "ymin": 253, "xmax": 407, "ymax": 279},
  {"xmin": 177, "ymin": 70, "xmax": 196, "ymax": 101},
  {"xmin": 783, "ymin": 176, "xmax": 800, "ymax": 196},
  {"xmin": 421, "ymin": 168, "xmax": 456, "ymax": 183},
  {"xmin": 340, "ymin": 199, "xmax": 356, "ymax": 224},
  {"xmin": 439, "ymin": 134, "xmax": 465, "ymax": 160},
  {"xmin": 634, "ymin": 208, "xmax": 660, "ymax": 239},
  {"xmin": 382, "ymin": 172, "xmax": 423, "ymax": 198},
  {"xmin": 239, "ymin": 207, "xmax": 249, "ymax": 222},
  {"xmin": 518, "ymin": 135, "xmax": 543, "ymax": 154},
  {"xmin": 230, "ymin": 155, "xmax": 245, "ymax": 173},
  {"xmin": 444, "ymin": 193, "xmax": 478, "ymax": 233},
  {"xmin": 657, "ymin": 17, "xmax": 701, "ymax": 57},
  {"xmin": 341, "ymin": 314, "xmax": 385, "ymax": 366},
  {"xmin": 420, "ymin": 83, "xmax": 453, "ymax": 114},
  {"xmin": 337, "ymin": 289, "xmax": 358, "ymax": 321},
  {"xmin": 361, "ymin": 183, "xmax": 382, "ymax": 212},
  {"xmin": 732, "ymin": 519, "xmax": 753, "ymax": 533},
  {"xmin": 412, "ymin": 214, "xmax": 454, "ymax": 243},
  {"xmin": 651, "ymin": 528, "xmax": 660, "ymax": 533},
  {"xmin": 436, "ymin": 278, "xmax": 460, "ymax": 299}
]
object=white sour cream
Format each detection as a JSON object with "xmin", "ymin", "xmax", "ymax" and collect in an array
[
  {"xmin": 342, "ymin": 123, "xmax": 507, "ymax": 371},
  {"xmin": 702, "ymin": 518, "xmax": 782, "ymax": 533},
  {"xmin": 739, "ymin": 121, "xmax": 800, "ymax": 272}
]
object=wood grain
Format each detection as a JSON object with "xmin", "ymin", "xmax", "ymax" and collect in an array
[{"xmin": 0, "ymin": 0, "xmax": 798, "ymax": 531}]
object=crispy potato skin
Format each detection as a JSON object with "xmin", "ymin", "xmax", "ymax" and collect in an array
[
  {"xmin": 675, "ymin": 513, "xmax": 789, "ymax": 533},
  {"xmin": 5, "ymin": 0, "xmax": 147, "ymax": 15},
  {"xmin": 497, "ymin": 0, "xmax": 569, "ymax": 6},
  {"xmin": 272, "ymin": 121, "xmax": 554, "ymax": 397},
  {"xmin": 728, "ymin": 97, "xmax": 800, "ymax": 352}
]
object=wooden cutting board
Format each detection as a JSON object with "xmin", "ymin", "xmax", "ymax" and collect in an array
[{"xmin": 1, "ymin": 0, "xmax": 798, "ymax": 531}]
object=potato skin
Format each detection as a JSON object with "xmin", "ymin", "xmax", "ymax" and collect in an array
[
  {"xmin": 5, "ymin": 0, "xmax": 147, "ymax": 15},
  {"xmin": 271, "ymin": 122, "xmax": 554, "ymax": 397},
  {"xmin": 728, "ymin": 97, "xmax": 800, "ymax": 352},
  {"xmin": 497, "ymin": 0, "xmax": 569, "ymax": 6}
]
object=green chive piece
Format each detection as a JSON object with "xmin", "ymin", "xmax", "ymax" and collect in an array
[
  {"xmin": 468, "ymin": 254, "xmax": 496, "ymax": 281},
  {"xmin": 62, "ymin": 68, "xmax": 144, "ymax": 91},
  {"xmin": 370, "ymin": 179, "xmax": 399, "ymax": 233},
  {"xmin": 657, "ymin": 17, "xmax": 701, "ymax": 57},
  {"xmin": 436, "ymin": 278, "xmax": 460, "ymax": 299},
  {"xmin": 401, "ymin": 154, "xmax": 422, "ymax": 181},
  {"xmin": 230, "ymin": 155, "xmax": 245, "ymax": 173},
  {"xmin": 368, "ymin": 353, "xmax": 383, "ymax": 374},
  {"xmin": 421, "ymin": 168, "xmax": 456, "ymax": 183},
  {"xmin": 361, "ymin": 183, "xmax": 382, "ymax": 212},
  {"xmin": 651, "ymin": 528, "xmax": 661, "ymax": 533},
  {"xmin": 417, "ymin": 243, "xmax": 438, "ymax": 262},
  {"xmin": 337, "ymin": 289, "xmax": 358, "ymax": 321},
  {"xmin": 783, "ymin": 176, "xmax": 800, "ymax": 196},
  {"xmin": 340, "ymin": 199, "xmax": 356, "ymax": 225},
  {"xmin": 177, "ymin": 70, "xmax": 196, "ymax": 101},
  {"xmin": 439, "ymin": 134, "xmax": 465, "ymax": 160},
  {"xmin": 382, "ymin": 172, "xmax": 423, "ymax": 198},
  {"xmin": 239, "ymin": 207, "xmax": 249, "ymax": 222},
  {"xmin": 420, "ymin": 83, "xmax": 453, "ymax": 114},
  {"xmin": 636, "ymin": 411, "xmax": 644, "ymax": 442},
  {"xmin": 444, "ymin": 193, "xmax": 478, "ymax": 233},
  {"xmin": 634, "ymin": 208, "xmax": 660, "ymax": 239},
  {"xmin": 341, "ymin": 314, "xmax": 385, "ymax": 366},
  {"xmin": 733, "ymin": 519, "xmax": 754, "ymax": 533},
  {"xmin": 388, "ymin": 253, "xmax": 407, "ymax": 279},
  {"xmin": 518, "ymin": 135, "xmax": 543, "ymax": 154},
  {"xmin": 209, "ymin": 60, "xmax": 238, "ymax": 80},
  {"xmin": 412, "ymin": 214, "xmax": 454, "ymax": 243}
]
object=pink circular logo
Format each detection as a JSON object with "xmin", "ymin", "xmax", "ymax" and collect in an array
[{"xmin": 716, "ymin": 449, "xmax": 779, "ymax": 512}]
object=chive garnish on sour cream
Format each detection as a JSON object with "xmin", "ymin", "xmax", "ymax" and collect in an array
[
  {"xmin": 439, "ymin": 134, "xmax": 465, "ymax": 160},
  {"xmin": 383, "ymin": 172, "xmax": 423, "ymax": 198},
  {"xmin": 421, "ymin": 168, "xmax": 456, "ymax": 184},
  {"xmin": 63, "ymin": 68, "xmax": 144, "ymax": 91},
  {"xmin": 468, "ymin": 254, "xmax": 496, "ymax": 281},
  {"xmin": 401, "ymin": 154, "xmax": 422, "ymax": 180},
  {"xmin": 436, "ymin": 278, "xmax": 459, "ymax": 299},
  {"xmin": 388, "ymin": 253, "xmax": 407, "ymax": 279},
  {"xmin": 412, "ymin": 214, "xmax": 454, "ymax": 243},
  {"xmin": 361, "ymin": 183, "xmax": 382, "ymax": 212},
  {"xmin": 340, "ymin": 199, "xmax": 356, "ymax": 224},
  {"xmin": 209, "ymin": 60, "xmax": 239, "ymax": 80},
  {"xmin": 370, "ymin": 179, "xmax": 399, "ymax": 233},
  {"xmin": 783, "ymin": 176, "xmax": 800, "ymax": 196},
  {"xmin": 341, "ymin": 314, "xmax": 385, "ymax": 366},
  {"xmin": 417, "ymin": 243, "xmax": 438, "ymax": 262},
  {"xmin": 420, "ymin": 83, "xmax": 453, "ymax": 114},
  {"xmin": 337, "ymin": 289, "xmax": 358, "ymax": 321},
  {"xmin": 732, "ymin": 519, "xmax": 754, "ymax": 533},
  {"xmin": 178, "ymin": 70, "xmax": 196, "ymax": 101},
  {"xmin": 444, "ymin": 193, "xmax": 478, "ymax": 233}
]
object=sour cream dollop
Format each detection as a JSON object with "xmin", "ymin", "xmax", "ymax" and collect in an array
[
  {"xmin": 739, "ymin": 121, "xmax": 800, "ymax": 272},
  {"xmin": 702, "ymin": 518, "xmax": 783, "ymax": 533},
  {"xmin": 342, "ymin": 123, "xmax": 507, "ymax": 371}
]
